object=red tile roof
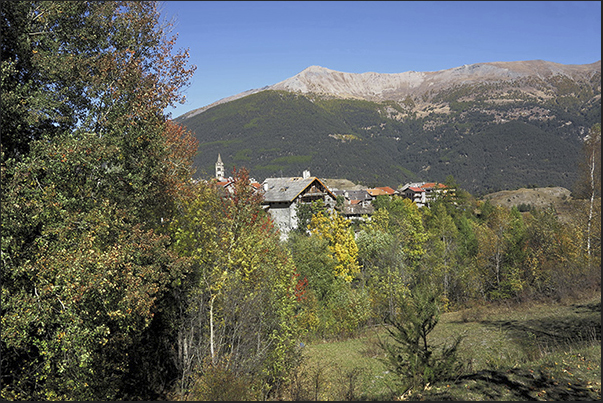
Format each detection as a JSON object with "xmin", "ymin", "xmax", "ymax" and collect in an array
[
  {"xmin": 367, "ymin": 187, "xmax": 396, "ymax": 196},
  {"xmin": 421, "ymin": 182, "xmax": 447, "ymax": 190},
  {"xmin": 366, "ymin": 188, "xmax": 386, "ymax": 196},
  {"xmin": 376, "ymin": 186, "xmax": 396, "ymax": 194}
]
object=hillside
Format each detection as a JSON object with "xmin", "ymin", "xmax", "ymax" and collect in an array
[
  {"xmin": 481, "ymin": 186, "xmax": 598, "ymax": 225},
  {"xmin": 175, "ymin": 60, "xmax": 601, "ymax": 195},
  {"xmin": 482, "ymin": 186, "xmax": 572, "ymax": 210}
]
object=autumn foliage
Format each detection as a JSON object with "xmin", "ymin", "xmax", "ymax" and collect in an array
[
  {"xmin": 1, "ymin": 1, "xmax": 196, "ymax": 400},
  {"xmin": 1, "ymin": 1, "xmax": 599, "ymax": 400}
]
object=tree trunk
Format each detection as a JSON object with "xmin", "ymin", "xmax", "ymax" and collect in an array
[
  {"xmin": 587, "ymin": 143, "xmax": 595, "ymax": 260},
  {"xmin": 210, "ymin": 294, "xmax": 217, "ymax": 365}
]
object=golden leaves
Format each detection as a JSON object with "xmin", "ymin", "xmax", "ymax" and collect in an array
[{"xmin": 309, "ymin": 210, "xmax": 360, "ymax": 282}]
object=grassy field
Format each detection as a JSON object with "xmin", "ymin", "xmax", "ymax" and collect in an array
[{"xmin": 290, "ymin": 293, "xmax": 601, "ymax": 401}]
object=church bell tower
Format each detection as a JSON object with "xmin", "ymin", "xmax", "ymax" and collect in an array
[{"xmin": 215, "ymin": 153, "xmax": 225, "ymax": 180}]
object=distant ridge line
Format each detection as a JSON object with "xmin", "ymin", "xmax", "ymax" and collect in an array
[{"xmin": 176, "ymin": 59, "xmax": 601, "ymax": 120}]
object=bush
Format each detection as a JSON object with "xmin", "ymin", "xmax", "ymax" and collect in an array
[
  {"xmin": 186, "ymin": 362, "xmax": 260, "ymax": 401},
  {"xmin": 323, "ymin": 285, "xmax": 372, "ymax": 338}
]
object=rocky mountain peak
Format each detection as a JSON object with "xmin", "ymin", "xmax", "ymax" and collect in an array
[
  {"xmin": 268, "ymin": 60, "xmax": 601, "ymax": 104},
  {"xmin": 300, "ymin": 65, "xmax": 335, "ymax": 74},
  {"xmin": 176, "ymin": 59, "xmax": 600, "ymax": 121}
]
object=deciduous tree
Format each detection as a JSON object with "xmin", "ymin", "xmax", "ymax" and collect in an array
[
  {"xmin": 523, "ymin": 207, "xmax": 586, "ymax": 299},
  {"xmin": 475, "ymin": 206, "xmax": 526, "ymax": 300},
  {"xmin": 309, "ymin": 210, "xmax": 360, "ymax": 282},
  {"xmin": 574, "ymin": 123, "xmax": 601, "ymax": 266},
  {"xmin": 422, "ymin": 202, "xmax": 460, "ymax": 309},
  {"xmin": 169, "ymin": 168, "xmax": 300, "ymax": 399},
  {"xmin": 356, "ymin": 225, "xmax": 407, "ymax": 320},
  {"xmin": 1, "ymin": 1, "xmax": 195, "ymax": 399}
]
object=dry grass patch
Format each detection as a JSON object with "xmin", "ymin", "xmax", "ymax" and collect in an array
[{"xmin": 299, "ymin": 293, "xmax": 601, "ymax": 401}]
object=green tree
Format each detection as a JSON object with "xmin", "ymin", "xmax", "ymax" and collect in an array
[
  {"xmin": 523, "ymin": 207, "xmax": 586, "ymax": 299},
  {"xmin": 293, "ymin": 199, "xmax": 326, "ymax": 236},
  {"xmin": 451, "ymin": 215, "xmax": 483, "ymax": 304},
  {"xmin": 456, "ymin": 215, "xmax": 479, "ymax": 260},
  {"xmin": 169, "ymin": 168, "xmax": 300, "ymax": 399},
  {"xmin": 372, "ymin": 197, "xmax": 427, "ymax": 279},
  {"xmin": 475, "ymin": 205, "xmax": 526, "ymax": 300},
  {"xmin": 379, "ymin": 283, "xmax": 463, "ymax": 394},
  {"xmin": 289, "ymin": 210, "xmax": 372, "ymax": 339},
  {"xmin": 287, "ymin": 232, "xmax": 337, "ymax": 301},
  {"xmin": 355, "ymin": 198, "xmax": 429, "ymax": 320},
  {"xmin": 356, "ymin": 224, "xmax": 407, "ymax": 320},
  {"xmin": 286, "ymin": 232, "xmax": 335, "ymax": 335},
  {"xmin": 1, "ymin": 2, "xmax": 195, "ymax": 400},
  {"xmin": 422, "ymin": 202, "xmax": 460, "ymax": 309}
]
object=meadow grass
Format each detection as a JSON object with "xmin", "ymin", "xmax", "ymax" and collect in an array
[{"xmin": 295, "ymin": 292, "xmax": 601, "ymax": 401}]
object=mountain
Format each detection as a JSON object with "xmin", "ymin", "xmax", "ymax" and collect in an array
[{"xmin": 175, "ymin": 60, "xmax": 601, "ymax": 195}]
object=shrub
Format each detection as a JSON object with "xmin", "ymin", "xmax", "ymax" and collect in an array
[{"xmin": 187, "ymin": 362, "xmax": 260, "ymax": 401}]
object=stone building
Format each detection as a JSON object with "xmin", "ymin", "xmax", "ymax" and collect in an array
[{"xmin": 261, "ymin": 170, "xmax": 337, "ymax": 239}]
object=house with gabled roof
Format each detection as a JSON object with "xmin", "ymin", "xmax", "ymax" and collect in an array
[
  {"xmin": 399, "ymin": 185, "xmax": 426, "ymax": 206},
  {"xmin": 343, "ymin": 199, "xmax": 375, "ymax": 220},
  {"xmin": 333, "ymin": 189, "xmax": 374, "ymax": 219},
  {"xmin": 399, "ymin": 182, "xmax": 450, "ymax": 207},
  {"xmin": 214, "ymin": 177, "xmax": 262, "ymax": 196},
  {"xmin": 261, "ymin": 170, "xmax": 337, "ymax": 238},
  {"xmin": 366, "ymin": 186, "xmax": 398, "ymax": 198}
]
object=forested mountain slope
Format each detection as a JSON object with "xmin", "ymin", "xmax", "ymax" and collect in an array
[{"xmin": 176, "ymin": 60, "xmax": 601, "ymax": 195}]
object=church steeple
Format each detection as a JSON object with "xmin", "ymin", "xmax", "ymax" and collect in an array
[{"xmin": 215, "ymin": 153, "xmax": 225, "ymax": 180}]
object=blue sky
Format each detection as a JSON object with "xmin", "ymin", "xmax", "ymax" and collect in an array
[{"xmin": 159, "ymin": 1, "xmax": 602, "ymax": 119}]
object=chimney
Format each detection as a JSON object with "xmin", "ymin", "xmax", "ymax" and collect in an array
[{"xmin": 302, "ymin": 170, "xmax": 311, "ymax": 179}]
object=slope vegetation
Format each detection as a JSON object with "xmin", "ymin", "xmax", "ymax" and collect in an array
[{"xmin": 176, "ymin": 61, "xmax": 601, "ymax": 195}]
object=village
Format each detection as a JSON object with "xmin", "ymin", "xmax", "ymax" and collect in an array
[{"xmin": 212, "ymin": 154, "xmax": 452, "ymax": 237}]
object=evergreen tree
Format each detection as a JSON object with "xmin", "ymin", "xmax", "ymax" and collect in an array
[{"xmin": 380, "ymin": 282, "xmax": 463, "ymax": 394}]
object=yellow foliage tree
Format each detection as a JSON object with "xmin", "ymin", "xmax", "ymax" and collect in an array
[{"xmin": 309, "ymin": 210, "xmax": 360, "ymax": 282}]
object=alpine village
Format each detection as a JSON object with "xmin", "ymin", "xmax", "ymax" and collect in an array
[{"xmin": 1, "ymin": 2, "xmax": 601, "ymax": 402}]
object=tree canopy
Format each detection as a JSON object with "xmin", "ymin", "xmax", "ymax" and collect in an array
[{"xmin": 1, "ymin": 1, "xmax": 196, "ymax": 399}]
